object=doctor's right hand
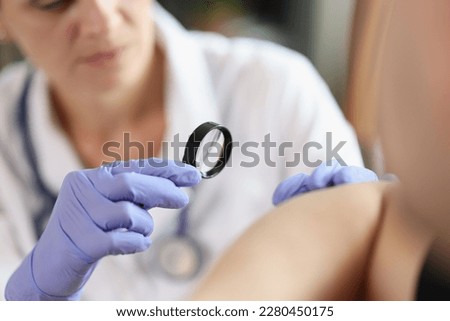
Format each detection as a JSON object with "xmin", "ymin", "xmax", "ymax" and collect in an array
[{"xmin": 5, "ymin": 159, "xmax": 201, "ymax": 301}]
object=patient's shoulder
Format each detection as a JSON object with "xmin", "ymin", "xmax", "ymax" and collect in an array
[{"xmin": 281, "ymin": 182, "xmax": 390, "ymax": 219}]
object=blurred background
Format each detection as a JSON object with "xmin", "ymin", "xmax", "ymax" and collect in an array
[{"xmin": 157, "ymin": 0, "xmax": 355, "ymax": 107}]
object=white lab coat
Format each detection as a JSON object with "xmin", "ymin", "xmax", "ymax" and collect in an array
[{"xmin": 0, "ymin": 5, "xmax": 363, "ymax": 300}]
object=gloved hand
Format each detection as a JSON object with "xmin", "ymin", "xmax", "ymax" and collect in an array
[
  {"xmin": 273, "ymin": 161, "xmax": 378, "ymax": 205},
  {"xmin": 5, "ymin": 159, "xmax": 201, "ymax": 300}
]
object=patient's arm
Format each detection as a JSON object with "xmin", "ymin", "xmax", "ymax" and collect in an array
[
  {"xmin": 365, "ymin": 185, "xmax": 434, "ymax": 300},
  {"xmin": 192, "ymin": 182, "xmax": 388, "ymax": 300}
]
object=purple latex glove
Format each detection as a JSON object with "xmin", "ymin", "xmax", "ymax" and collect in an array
[
  {"xmin": 5, "ymin": 159, "xmax": 201, "ymax": 300},
  {"xmin": 273, "ymin": 161, "xmax": 378, "ymax": 206}
]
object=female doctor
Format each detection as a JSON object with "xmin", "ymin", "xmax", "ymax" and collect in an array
[{"xmin": 0, "ymin": 1, "xmax": 364, "ymax": 300}]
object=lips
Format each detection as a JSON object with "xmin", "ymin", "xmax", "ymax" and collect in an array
[{"xmin": 82, "ymin": 47, "xmax": 125, "ymax": 66}]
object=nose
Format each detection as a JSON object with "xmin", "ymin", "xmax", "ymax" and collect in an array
[{"xmin": 75, "ymin": 0, "xmax": 118, "ymax": 38}]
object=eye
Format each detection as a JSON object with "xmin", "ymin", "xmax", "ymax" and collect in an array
[{"xmin": 30, "ymin": 0, "xmax": 73, "ymax": 11}]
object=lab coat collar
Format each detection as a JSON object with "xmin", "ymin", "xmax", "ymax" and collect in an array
[{"xmin": 30, "ymin": 4, "xmax": 220, "ymax": 193}]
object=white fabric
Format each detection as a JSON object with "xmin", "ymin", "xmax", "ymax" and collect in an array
[{"xmin": 0, "ymin": 5, "xmax": 363, "ymax": 300}]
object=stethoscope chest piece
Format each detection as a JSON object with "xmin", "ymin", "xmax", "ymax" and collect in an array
[{"xmin": 153, "ymin": 234, "xmax": 203, "ymax": 280}]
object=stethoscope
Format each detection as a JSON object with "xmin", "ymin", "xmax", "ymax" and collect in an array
[
  {"xmin": 17, "ymin": 72, "xmax": 233, "ymax": 280},
  {"xmin": 17, "ymin": 72, "xmax": 58, "ymax": 239}
]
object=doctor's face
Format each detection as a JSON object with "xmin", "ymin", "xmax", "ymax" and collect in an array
[{"xmin": 0, "ymin": 0, "xmax": 155, "ymax": 91}]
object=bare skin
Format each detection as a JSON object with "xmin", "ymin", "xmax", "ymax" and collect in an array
[
  {"xmin": 191, "ymin": 182, "xmax": 433, "ymax": 300},
  {"xmin": 365, "ymin": 187, "xmax": 434, "ymax": 300}
]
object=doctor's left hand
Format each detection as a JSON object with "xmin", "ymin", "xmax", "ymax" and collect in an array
[
  {"xmin": 5, "ymin": 159, "xmax": 201, "ymax": 301},
  {"xmin": 272, "ymin": 161, "xmax": 378, "ymax": 205}
]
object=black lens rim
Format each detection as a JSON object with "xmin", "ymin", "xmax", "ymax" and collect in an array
[{"xmin": 182, "ymin": 122, "xmax": 233, "ymax": 179}]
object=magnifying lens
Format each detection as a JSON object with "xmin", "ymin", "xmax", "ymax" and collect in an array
[{"xmin": 182, "ymin": 122, "xmax": 233, "ymax": 178}]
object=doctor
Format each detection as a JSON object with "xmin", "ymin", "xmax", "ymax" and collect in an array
[{"xmin": 0, "ymin": 0, "xmax": 364, "ymax": 300}]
